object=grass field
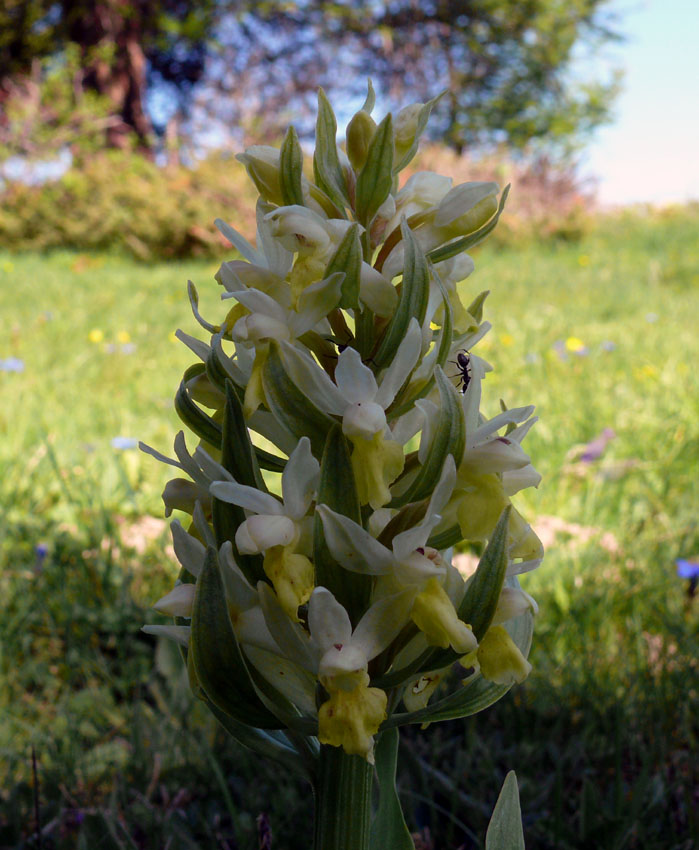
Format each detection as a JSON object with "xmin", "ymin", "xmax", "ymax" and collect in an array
[{"xmin": 1, "ymin": 207, "xmax": 698, "ymax": 849}]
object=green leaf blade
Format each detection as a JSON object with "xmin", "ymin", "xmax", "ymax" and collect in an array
[
  {"xmin": 384, "ymin": 587, "xmax": 534, "ymax": 725},
  {"xmin": 174, "ymin": 364, "xmax": 222, "ymax": 449},
  {"xmin": 373, "ymin": 221, "xmax": 430, "ymax": 369},
  {"xmin": 211, "ymin": 381, "xmax": 266, "ymax": 585},
  {"xmin": 313, "ymin": 425, "xmax": 370, "ymax": 625},
  {"xmin": 325, "ymin": 222, "xmax": 362, "ymax": 310},
  {"xmin": 459, "ymin": 506, "xmax": 511, "ymax": 640},
  {"xmin": 190, "ymin": 547, "xmax": 282, "ymax": 730},
  {"xmin": 370, "ymin": 728, "xmax": 415, "ymax": 850},
  {"xmin": 314, "ymin": 88, "xmax": 350, "ymax": 211},
  {"xmin": 486, "ymin": 771, "xmax": 526, "ymax": 850},
  {"xmin": 390, "ymin": 367, "xmax": 464, "ymax": 508},
  {"xmin": 262, "ymin": 341, "xmax": 337, "ymax": 457},
  {"xmin": 280, "ymin": 125, "xmax": 305, "ymax": 206},
  {"xmin": 355, "ymin": 112, "xmax": 394, "ymax": 227},
  {"xmin": 428, "ymin": 185, "xmax": 511, "ymax": 265}
]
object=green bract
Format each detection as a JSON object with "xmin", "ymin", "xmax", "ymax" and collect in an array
[{"xmin": 143, "ymin": 87, "xmax": 543, "ymax": 849}]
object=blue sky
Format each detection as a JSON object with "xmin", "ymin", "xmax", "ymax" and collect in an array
[{"xmin": 583, "ymin": 0, "xmax": 699, "ymax": 205}]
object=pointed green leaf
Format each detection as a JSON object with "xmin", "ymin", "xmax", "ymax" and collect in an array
[
  {"xmin": 486, "ymin": 771, "xmax": 526, "ymax": 850},
  {"xmin": 458, "ymin": 506, "xmax": 511, "ymax": 639},
  {"xmin": 381, "ymin": 664, "xmax": 510, "ymax": 722},
  {"xmin": 431, "ymin": 266, "xmax": 454, "ymax": 371},
  {"xmin": 206, "ymin": 338, "xmax": 244, "ymax": 398},
  {"xmin": 175, "ymin": 364, "xmax": 222, "ymax": 448},
  {"xmin": 466, "ymin": 290, "xmax": 490, "ymax": 325},
  {"xmin": 207, "ymin": 698, "xmax": 311, "ymax": 778},
  {"xmin": 211, "ymin": 382, "xmax": 266, "ymax": 585},
  {"xmin": 280, "ymin": 125, "xmax": 305, "ymax": 206},
  {"xmin": 377, "ymin": 502, "xmax": 428, "ymax": 548},
  {"xmin": 254, "ymin": 448, "xmax": 287, "ymax": 473},
  {"xmin": 370, "ymin": 729, "xmax": 415, "ymax": 850},
  {"xmin": 373, "ymin": 221, "xmax": 429, "ymax": 369},
  {"xmin": 314, "ymin": 88, "xmax": 350, "ymax": 211},
  {"xmin": 386, "ymin": 261, "xmax": 453, "ymax": 419},
  {"xmin": 262, "ymin": 341, "xmax": 337, "ymax": 457},
  {"xmin": 313, "ymin": 425, "xmax": 370, "ymax": 624},
  {"xmin": 428, "ymin": 185, "xmax": 510, "ymax": 264},
  {"xmin": 390, "ymin": 367, "xmax": 464, "ymax": 508},
  {"xmin": 190, "ymin": 547, "xmax": 282, "ymax": 729},
  {"xmin": 360, "ymin": 79, "xmax": 376, "ymax": 114},
  {"xmin": 180, "ymin": 360, "xmax": 284, "ymax": 473},
  {"xmin": 355, "ymin": 112, "xmax": 394, "ymax": 228},
  {"xmin": 244, "ymin": 661, "xmax": 318, "ymax": 736},
  {"xmin": 221, "ymin": 381, "xmax": 266, "ymax": 491},
  {"xmin": 425, "ymin": 523, "xmax": 463, "ymax": 551},
  {"xmin": 325, "ymin": 222, "xmax": 362, "ymax": 310}
]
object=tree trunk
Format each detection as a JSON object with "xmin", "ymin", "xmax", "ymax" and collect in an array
[{"xmin": 65, "ymin": 1, "xmax": 153, "ymax": 153}]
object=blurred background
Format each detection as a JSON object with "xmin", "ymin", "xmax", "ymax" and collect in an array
[{"xmin": 0, "ymin": 2, "xmax": 697, "ymax": 848}]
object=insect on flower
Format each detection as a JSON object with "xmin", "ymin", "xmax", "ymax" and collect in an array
[{"xmin": 454, "ymin": 349, "xmax": 472, "ymax": 393}]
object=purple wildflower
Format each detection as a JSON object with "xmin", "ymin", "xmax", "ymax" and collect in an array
[
  {"xmin": 676, "ymin": 559, "xmax": 699, "ymax": 580},
  {"xmin": 0, "ymin": 357, "xmax": 25, "ymax": 372},
  {"xmin": 111, "ymin": 436, "xmax": 138, "ymax": 450}
]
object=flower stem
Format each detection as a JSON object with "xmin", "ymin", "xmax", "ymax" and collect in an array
[{"xmin": 313, "ymin": 745, "xmax": 373, "ymax": 850}]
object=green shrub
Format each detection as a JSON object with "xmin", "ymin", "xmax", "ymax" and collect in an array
[{"xmin": 0, "ymin": 150, "xmax": 259, "ymax": 259}]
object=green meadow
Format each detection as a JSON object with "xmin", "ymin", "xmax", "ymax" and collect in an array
[{"xmin": 1, "ymin": 208, "xmax": 698, "ymax": 848}]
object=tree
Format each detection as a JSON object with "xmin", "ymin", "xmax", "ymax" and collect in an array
[
  {"xmin": 0, "ymin": 1, "xmax": 217, "ymax": 154},
  {"xmin": 0, "ymin": 1, "xmax": 621, "ymax": 157},
  {"xmin": 211, "ymin": 0, "xmax": 621, "ymax": 154}
]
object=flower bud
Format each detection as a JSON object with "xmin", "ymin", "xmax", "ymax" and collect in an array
[
  {"xmin": 187, "ymin": 373, "xmax": 224, "ymax": 409},
  {"xmin": 435, "ymin": 181, "xmax": 499, "ymax": 237},
  {"xmin": 491, "ymin": 587, "xmax": 539, "ymax": 626},
  {"xmin": 236, "ymin": 146, "xmax": 283, "ymax": 205},
  {"xmin": 232, "ymin": 312, "xmax": 291, "ymax": 343},
  {"xmin": 265, "ymin": 205, "xmax": 333, "ymax": 255},
  {"xmin": 346, "ymin": 110, "xmax": 377, "ymax": 172},
  {"xmin": 394, "ymin": 102, "xmax": 423, "ymax": 162}
]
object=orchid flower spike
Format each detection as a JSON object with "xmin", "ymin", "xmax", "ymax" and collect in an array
[{"xmin": 142, "ymin": 87, "xmax": 542, "ymax": 796}]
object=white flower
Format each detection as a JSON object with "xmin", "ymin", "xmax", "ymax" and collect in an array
[
  {"xmin": 279, "ymin": 320, "xmax": 422, "ymax": 440},
  {"xmin": 264, "ymin": 205, "xmax": 397, "ymax": 316},
  {"xmin": 316, "ymin": 455, "xmax": 455, "ymax": 585},
  {"xmin": 316, "ymin": 457, "xmax": 476, "ymax": 654},
  {"xmin": 210, "ymin": 438, "xmax": 320, "ymax": 618},
  {"xmin": 225, "ymin": 275, "xmax": 342, "ymax": 345},
  {"xmin": 210, "ymin": 437, "xmax": 319, "ymax": 554}
]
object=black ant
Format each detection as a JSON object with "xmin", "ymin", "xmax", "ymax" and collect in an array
[{"xmin": 451, "ymin": 350, "xmax": 472, "ymax": 393}]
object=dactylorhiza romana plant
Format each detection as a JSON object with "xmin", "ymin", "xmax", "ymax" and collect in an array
[{"xmin": 141, "ymin": 85, "xmax": 543, "ymax": 849}]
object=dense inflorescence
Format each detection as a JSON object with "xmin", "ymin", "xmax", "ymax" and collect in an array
[{"xmin": 142, "ymin": 85, "xmax": 543, "ymax": 767}]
